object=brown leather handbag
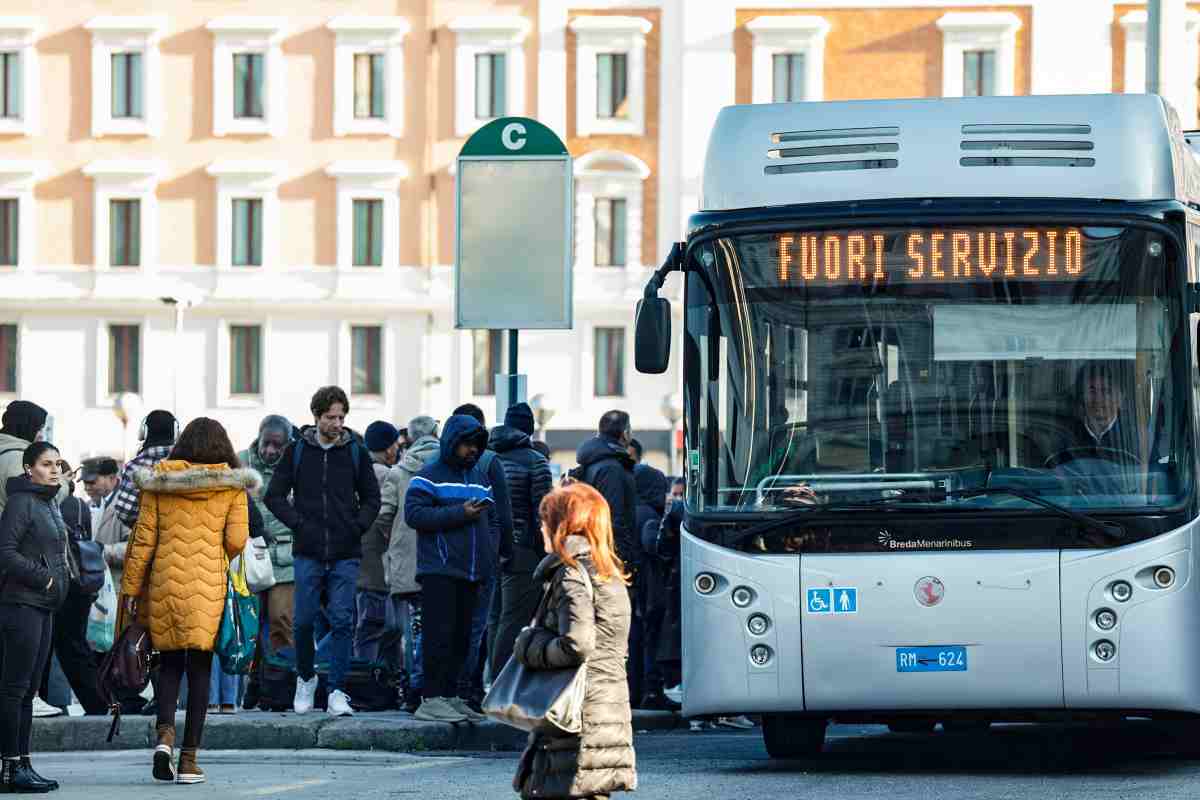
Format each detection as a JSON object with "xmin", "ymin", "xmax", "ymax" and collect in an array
[{"xmin": 96, "ymin": 618, "xmax": 153, "ymax": 742}]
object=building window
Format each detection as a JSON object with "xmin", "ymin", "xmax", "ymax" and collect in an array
[
  {"xmin": 570, "ymin": 16, "xmax": 651, "ymax": 137},
  {"xmin": 596, "ymin": 53, "xmax": 628, "ymax": 120},
  {"xmin": 594, "ymin": 198, "xmax": 627, "ymax": 267},
  {"xmin": 0, "ymin": 199, "xmax": 16, "ymax": 266},
  {"xmin": 772, "ymin": 53, "xmax": 806, "ymax": 102},
  {"xmin": 233, "ymin": 53, "xmax": 264, "ymax": 119},
  {"xmin": 474, "ymin": 53, "xmax": 506, "ymax": 119},
  {"xmin": 108, "ymin": 324, "xmax": 140, "ymax": 394},
  {"xmin": 232, "ymin": 198, "xmax": 262, "ymax": 266},
  {"xmin": 229, "ymin": 324, "xmax": 261, "ymax": 395},
  {"xmin": 351, "ymin": 325, "xmax": 382, "ymax": 395},
  {"xmin": 449, "ymin": 16, "xmax": 529, "ymax": 136},
  {"xmin": 594, "ymin": 327, "xmax": 625, "ymax": 397},
  {"xmin": 353, "ymin": 199, "xmax": 383, "ymax": 266},
  {"xmin": 353, "ymin": 53, "xmax": 385, "ymax": 119},
  {"xmin": 936, "ymin": 12, "xmax": 1021, "ymax": 98},
  {"xmin": 0, "ymin": 52, "xmax": 20, "ymax": 119},
  {"xmin": 473, "ymin": 329, "xmax": 504, "ymax": 396},
  {"xmin": 110, "ymin": 52, "xmax": 142, "ymax": 118},
  {"xmin": 0, "ymin": 325, "xmax": 15, "ymax": 393},
  {"xmin": 963, "ymin": 50, "xmax": 996, "ymax": 97},
  {"xmin": 109, "ymin": 199, "xmax": 140, "ymax": 267}
]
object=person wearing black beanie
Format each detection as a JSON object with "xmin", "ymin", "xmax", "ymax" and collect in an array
[{"xmin": 0, "ymin": 400, "xmax": 50, "ymax": 514}]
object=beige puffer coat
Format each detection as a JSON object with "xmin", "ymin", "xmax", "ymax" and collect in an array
[
  {"xmin": 512, "ymin": 537, "xmax": 637, "ymax": 799},
  {"xmin": 120, "ymin": 461, "xmax": 259, "ymax": 652}
]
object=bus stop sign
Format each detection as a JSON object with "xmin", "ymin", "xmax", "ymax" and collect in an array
[{"xmin": 455, "ymin": 117, "xmax": 573, "ymax": 330}]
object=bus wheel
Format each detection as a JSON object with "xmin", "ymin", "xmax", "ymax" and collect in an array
[
  {"xmin": 942, "ymin": 720, "xmax": 991, "ymax": 733},
  {"xmin": 887, "ymin": 719, "xmax": 938, "ymax": 734},
  {"xmin": 762, "ymin": 715, "xmax": 827, "ymax": 758}
]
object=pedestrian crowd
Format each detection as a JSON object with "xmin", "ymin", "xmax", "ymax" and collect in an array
[{"xmin": 0, "ymin": 386, "xmax": 689, "ymax": 797}]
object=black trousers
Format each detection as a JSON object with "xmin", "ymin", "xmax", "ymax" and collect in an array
[
  {"xmin": 156, "ymin": 650, "xmax": 213, "ymax": 750},
  {"xmin": 0, "ymin": 604, "xmax": 53, "ymax": 758},
  {"xmin": 420, "ymin": 575, "xmax": 477, "ymax": 699},
  {"xmin": 489, "ymin": 569, "xmax": 542, "ymax": 678},
  {"xmin": 49, "ymin": 588, "xmax": 106, "ymax": 714}
]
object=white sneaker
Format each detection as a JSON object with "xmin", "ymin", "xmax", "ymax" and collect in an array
[
  {"xmin": 293, "ymin": 675, "xmax": 319, "ymax": 714},
  {"xmin": 32, "ymin": 697, "xmax": 63, "ymax": 718},
  {"xmin": 716, "ymin": 715, "xmax": 756, "ymax": 730},
  {"xmin": 327, "ymin": 690, "xmax": 354, "ymax": 717}
]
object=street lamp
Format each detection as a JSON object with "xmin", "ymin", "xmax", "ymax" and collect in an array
[
  {"xmin": 529, "ymin": 393, "xmax": 557, "ymax": 442},
  {"xmin": 661, "ymin": 392, "xmax": 683, "ymax": 475},
  {"xmin": 113, "ymin": 391, "xmax": 142, "ymax": 462},
  {"xmin": 160, "ymin": 296, "xmax": 194, "ymax": 417}
]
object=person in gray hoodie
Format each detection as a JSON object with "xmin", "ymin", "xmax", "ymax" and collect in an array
[
  {"xmin": 382, "ymin": 415, "xmax": 440, "ymax": 713},
  {"xmin": 0, "ymin": 401, "xmax": 53, "ymax": 514}
]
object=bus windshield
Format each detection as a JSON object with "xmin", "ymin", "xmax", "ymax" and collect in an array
[{"xmin": 684, "ymin": 223, "xmax": 1191, "ymax": 515}]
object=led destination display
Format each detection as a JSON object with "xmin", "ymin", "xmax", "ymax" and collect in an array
[{"xmin": 773, "ymin": 227, "xmax": 1086, "ymax": 286}]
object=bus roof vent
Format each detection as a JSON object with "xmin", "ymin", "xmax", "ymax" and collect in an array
[
  {"xmin": 765, "ymin": 126, "xmax": 900, "ymax": 175},
  {"xmin": 960, "ymin": 123, "xmax": 1096, "ymax": 168}
]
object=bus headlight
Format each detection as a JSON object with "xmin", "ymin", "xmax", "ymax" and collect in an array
[
  {"xmin": 1153, "ymin": 567, "xmax": 1175, "ymax": 589},
  {"xmin": 694, "ymin": 573, "xmax": 717, "ymax": 595},
  {"xmin": 750, "ymin": 645, "xmax": 772, "ymax": 667},
  {"xmin": 747, "ymin": 614, "xmax": 771, "ymax": 636},
  {"xmin": 1094, "ymin": 609, "xmax": 1117, "ymax": 630},
  {"xmin": 1110, "ymin": 581, "xmax": 1133, "ymax": 602},
  {"xmin": 731, "ymin": 586, "xmax": 755, "ymax": 608},
  {"xmin": 1093, "ymin": 640, "xmax": 1116, "ymax": 662}
]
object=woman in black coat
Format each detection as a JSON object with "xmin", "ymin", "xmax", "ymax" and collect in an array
[
  {"xmin": 0, "ymin": 442, "xmax": 71, "ymax": 793},
  {"xmin": 512, "ymin": 483, "xmax": 637, "ymax": 800}
]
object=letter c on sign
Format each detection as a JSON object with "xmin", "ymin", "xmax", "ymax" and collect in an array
[{"xmin": 501, "ymin": 122, "xmax": 527, "ymax": 151}]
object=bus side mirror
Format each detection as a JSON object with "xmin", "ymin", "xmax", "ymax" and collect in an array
[{"xmin": 635, "ymin": 297, "xmax": 672, "ymax": 374}]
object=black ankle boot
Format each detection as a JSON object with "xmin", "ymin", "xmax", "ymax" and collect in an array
[
  {"xmin": 18, "ymin": 760, "xmax": 55, "ymax": 792},
  {"xmin": 0, "ymin": 758, "xmax": 52, "ymax": 794}
]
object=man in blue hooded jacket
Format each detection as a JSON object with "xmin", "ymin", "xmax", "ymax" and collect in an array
[{"xmin": 404, "ymin": 414, "xmax": 498, "ymax": 724}]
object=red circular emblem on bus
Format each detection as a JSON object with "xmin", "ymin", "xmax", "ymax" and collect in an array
[{"xmin": 915, "ymin": 577, "xmax": 945, "ymax": 607}]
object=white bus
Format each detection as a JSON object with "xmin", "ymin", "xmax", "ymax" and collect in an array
[{"xmin": 635, "ymin": 94, "xmax": 1200, "ymax": 757}]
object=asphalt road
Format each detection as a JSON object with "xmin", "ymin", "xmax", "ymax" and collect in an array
[{"xmin": 32, "ymin": 721, "xmax": 1200, "ymax": 799}]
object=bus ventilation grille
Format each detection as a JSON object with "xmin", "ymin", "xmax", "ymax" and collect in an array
[
  {"xmin": 959, "ymin": 123, "xmax": 1095, "ymax": 168},
  {"xmin": 765, "ymin": 126, "xmax": 900, "ymax": 175}
]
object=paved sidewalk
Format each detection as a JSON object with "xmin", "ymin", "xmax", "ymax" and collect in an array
[{"xmin": 33, "ymin": 710, "xmax": 685, "ymax": 753}]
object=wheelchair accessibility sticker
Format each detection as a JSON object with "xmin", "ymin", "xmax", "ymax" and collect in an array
[{"xmin": 807, "ymin": 587, "xmax": 858, "ymax": 614}]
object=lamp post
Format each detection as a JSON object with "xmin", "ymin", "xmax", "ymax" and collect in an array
[
  {"xmin": 160, "ymin": 296, "xmax": 193, "ymax": 418},
  {"xmin": 113, "ymin": 392, "xmax": 142, "ymax": 462},
  {"xmin": 529, "ymin": 393, "xmax": 557, "ymax": 442},
  {"xmin": 661, "ymin": 392, "xmax": 683, "ymax": 475}
]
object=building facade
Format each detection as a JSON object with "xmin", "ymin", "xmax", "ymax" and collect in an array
[{"xmin": 0, "ymin": 0, "xmax": 1193, "ymax": 466}]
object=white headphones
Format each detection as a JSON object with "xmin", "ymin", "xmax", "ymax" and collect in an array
[{"xmin": 138, "ymin": 413, "xmax": 181, "ymax": 442}]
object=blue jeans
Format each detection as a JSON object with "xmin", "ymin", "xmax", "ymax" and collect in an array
[
  {"xmin": 388, "ymin": 596, "xmax": 422, "ymax": 692},
  {"xmin": 458, "ymin": 573, "xmax": 496, "ymax": 697},
  {"xmin": 209, "ymin": 661, "xmax": 239, "ymax": 706},
  {"xmin": 293, "ymin": 556, "xmax": 359, "ymax": 693}
]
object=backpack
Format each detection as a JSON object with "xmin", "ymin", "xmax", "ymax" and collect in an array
[
  {"xmin": 291, "ymin": 437, "xmax": 366, "ymax": 482},
  {"xmin": 64, "ymin": 497, "xmax": 106, "ymax": 595}
]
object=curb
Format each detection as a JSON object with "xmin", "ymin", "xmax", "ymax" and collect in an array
[{"xmin": 33, "ymin": 710, "xmax": 684, "ymax": 753}]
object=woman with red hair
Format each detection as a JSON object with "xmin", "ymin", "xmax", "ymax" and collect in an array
[{"xmin": 512, "ymin": 483, "xmax": 637, "ymax": 799}]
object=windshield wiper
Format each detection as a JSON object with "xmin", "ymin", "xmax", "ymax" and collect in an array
[
  {"xmin": 728, "ymin": 487, "xmax": 1124, "ymax": 545},
  {"xmin": 942, "ymin": 487, "xmax": 1125, "ymax": 542}
]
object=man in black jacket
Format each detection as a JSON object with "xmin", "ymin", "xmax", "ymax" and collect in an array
[
  {"xmin": 265, "ymin": 386, "xmax": 381, "ymax": 718},
  {"xmin": 486, "ymin": 403, "xmax": 553, "ymax": 677},
  {"xmin": 572, "ymin": 410, "xmax": 638, "ymax": 568}
]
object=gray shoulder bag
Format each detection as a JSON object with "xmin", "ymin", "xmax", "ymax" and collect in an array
[{"xmin": 482, "ymin": 567, "xmax": 594, "ymax": 735}]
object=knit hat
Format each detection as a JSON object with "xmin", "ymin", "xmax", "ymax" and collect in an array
[
  {"xmin": 365, "ymin": 420, "xmax": 401, "ymax": 452},
  {"xmin": 504, "ymin": 402, "xmax": 536, "ymax": 436},
  {"xmin": 1, "ymin": 400, "xmax": 48, "ymax": 443}
]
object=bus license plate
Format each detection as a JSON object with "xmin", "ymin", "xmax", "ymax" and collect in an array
[{"xmin": 896, "ymin": 646, "xmax": 968, "ymax": 673}]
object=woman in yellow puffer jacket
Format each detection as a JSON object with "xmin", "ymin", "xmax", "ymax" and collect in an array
[{"xmin": 120, "ymin": 418, "xmax": 259, "ymax": 786}]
